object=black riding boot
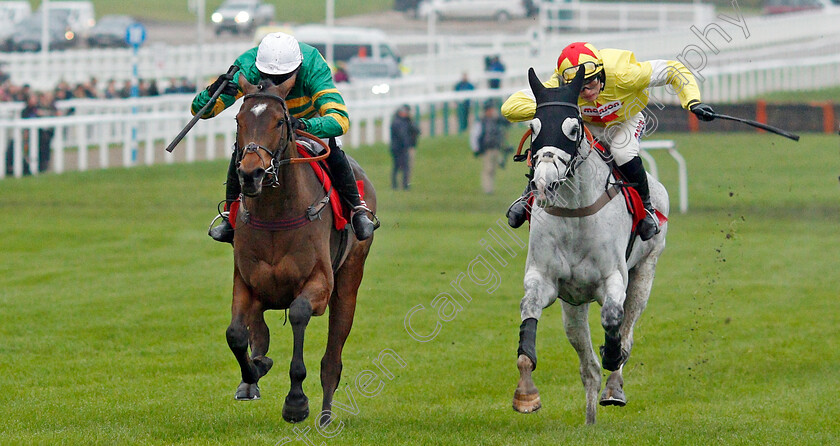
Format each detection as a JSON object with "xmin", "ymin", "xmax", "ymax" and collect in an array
[
  {"xmin": 325, "ymin": 139, "xmax": 377, "ymax": 241},
  {"xmin": 506, "ymin": 168, "xmax": 534, "ymax": 228},
  {"xmin": 618, "ymin": 156, "xmax": 660, "ymax": 241},
  {"xmin": 208, "ymin": 151, "xmax": 240, "ymax": 244}
]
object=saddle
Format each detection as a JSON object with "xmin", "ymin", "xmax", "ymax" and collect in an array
[{"xmin": 228, "ymin": 142, "xmax": 363, "ymax": 232}]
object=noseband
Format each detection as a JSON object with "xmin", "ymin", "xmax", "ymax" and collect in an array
[{"xmin": 238, "ymin": 92, "xmax": 295, "ymax": 188}]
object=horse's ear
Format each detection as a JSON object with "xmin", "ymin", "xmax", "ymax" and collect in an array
[
  {"xmin": 568, "ymin": 65, "xmax": 586, "ymax": 95},
  {"xmin": 238, "ymin": 73, "xmax": 256, "ymax": 95},
  {"xmin": 527, "ymin": 67, "xmax": 544, "ymax": 98},
  {"xmin": 275, "ymin": 76, "xmax": 295, "ymax": 99}
]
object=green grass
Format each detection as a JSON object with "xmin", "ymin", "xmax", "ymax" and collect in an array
[
  {"xmin": 755, "ymin": 86, "xmax": 840, "ymax": 104},
  {"xmin": 1, "ymin": 130, "xmax": 838, "ymax": 445},
  {"xmin": 29, "ymin": 0, "xmax": 394, "ymax": 23}
]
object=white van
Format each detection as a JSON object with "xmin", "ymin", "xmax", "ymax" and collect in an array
[
  {"xmin": 39, "ymin": 1, "xmax": 96, "ymax": 38},
  {"xmin": 255, "ymin": 25, "xmax": 402, "ymax": 69},
  {"xmin": 0, "ymin": 1, "xmax": 32, "ymax": 41}
]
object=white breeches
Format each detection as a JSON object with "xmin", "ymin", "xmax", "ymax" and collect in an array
[{"xmin": 587, "ymin": 112, "xmax": 645, "ymax": 166}]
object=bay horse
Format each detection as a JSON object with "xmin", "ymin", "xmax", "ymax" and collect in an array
[
  {"xmin": 227, "ymin": 76, "xmax": 376, "ymax": 426},
  {"xmin": 512, "ymin": 67, "xmax": 668, "ymax": 424}
]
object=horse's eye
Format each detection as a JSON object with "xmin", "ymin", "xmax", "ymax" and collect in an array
[{"xmin": 277, "ymin": 119, "xmax": 286, "ymax": 128}]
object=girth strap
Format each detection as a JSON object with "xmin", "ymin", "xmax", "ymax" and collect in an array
[{"xmin": 542, "ymin": 185, "xmax": 621, "ymax": 218}]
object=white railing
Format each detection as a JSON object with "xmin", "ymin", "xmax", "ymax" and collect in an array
[
  {"xmin": 540, "ymin": 1, "xmax": 715, "ymax": 32},
  {"xmin": 639, "ymin": 140, "xmax": 688, "ymax": 214},
  {"xmin": 0, "ymin": 41, "xmax": 251, "ymax": 88}
]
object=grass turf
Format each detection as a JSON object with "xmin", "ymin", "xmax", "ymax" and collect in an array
[{"xmin": 0, "ymin": 130, "xmax": 838, "ymax": 445}]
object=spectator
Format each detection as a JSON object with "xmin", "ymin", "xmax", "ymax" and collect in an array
[
  {"xmin": 7, "ymin": 93, "xmax": 43, "ymax": 175},
  {"xmin": 119, "ymin": 80, "xmax": 133, "ymax": 98},
  {"xmin": 333, "ymin": 61, "xmax": 350, "ymax": 84},
  {"xmin": 147, "ymin": 79, "xmax": 160, "ymax": 96},
  {"xmin": 389, "ymin": 104, "xmax": 420, "ymax": 190},
  {"xmin": 104, "ymin": 79, "xmax": 120, "ymax": 99},
  {"xmin": 54, "ymin": 80, "xmax": 73, "ymax": 100},
  {"xmin": 35, "ymin": 91, "xmax": 65, "ymax": 173},
  {"xmin": 453, "ymin": 72, "xmax": 475, "ymax": 133},
  {"xmin": 470, "ymin": 100, "xmax": 510, "ymax": 194},
  {"xmin": 485, "ymin": 55, "xmax": 505, "ymax": 89}
]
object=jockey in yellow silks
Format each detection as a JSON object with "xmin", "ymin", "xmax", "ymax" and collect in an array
[{"xmin": 502, "ymin": 42, "xmax": 716, "ymax": 240}]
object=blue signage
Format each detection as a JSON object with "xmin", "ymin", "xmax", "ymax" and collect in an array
[{"xmin": 125, "ymin": 23, "xmax": 147, "ymax": 47}]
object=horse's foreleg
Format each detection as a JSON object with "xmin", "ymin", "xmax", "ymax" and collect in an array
[
  {"xmin": 600, "ymin": 271, "xmax": 628, "ymax": 372},
  {"xmin": 249, "ymin": 311, "xmax": 273, "ymax": 380},
  {"xmin": 562, "ymin": 301, "xmax": 601, "ymax": 425},
  {"xmin": 513, "ymin": 271, "xmax": 556, "ymax": 414},
  {"xmin": 228, "ymin": 273, "xmax": 261, "ymax": 400},
  {"xmin": 283, "ymin": 297, "xmax": 313, "ymax": 423}
]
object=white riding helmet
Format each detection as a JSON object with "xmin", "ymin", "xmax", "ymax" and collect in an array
[{"xmin": 255, "ymin": 32, "xmax": 303, "ymax": 75}]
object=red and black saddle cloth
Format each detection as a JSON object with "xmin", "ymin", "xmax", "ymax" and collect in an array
[{"xmin": 228, "ymin": 142, "xmax": 364, "ymax": 231}]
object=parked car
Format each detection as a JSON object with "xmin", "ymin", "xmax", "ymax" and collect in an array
[
  {"xmin": 87, "ymin": 15, "xmax": 141, "ymax": 48},
  {"xmin": 7, "ymin": 10, "xmax": 77, "ymax": 52},
  {"xmin": 0, "ymin": 1, "xmax": 32, "ymax": 47},
  {"xmin": 211, "ymin": 0, "xmax": 274, "ymax": 35},
  {"xmin": 762, "ymin": 0, "xmax": 838, "ymax": 14},
  {"xmin": 38, "ymin": 1, "xmax": 96, "ymax": 39},
  {"xmin": 417, "ymin": 0, "xmax": 530, "ymax": 21}
]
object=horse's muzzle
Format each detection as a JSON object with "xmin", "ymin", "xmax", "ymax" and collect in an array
[
  {"xmin": 533, "ymin": 179, "xmax": 563, "ymax": 207},
  {"xmin": 239, "ymin": 167, "xmax": 266, "ymax": 197}
]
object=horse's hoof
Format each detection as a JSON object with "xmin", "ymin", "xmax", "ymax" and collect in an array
[
  {"xmin": 599, "ymin": 387, "xmax": 627, "ymax": 407},
  {"xmin": 234, "ymin": 382, "xmax": 261, "ymax": 401},
  {"xmin": 282, "ymin": 396, "xmax": 310, "ymax": 423},
  {"xmin": 253, "ymin": 356, "xmax": 274, "ymax": 379},
  {"xmin": 512, "ymin": 391, "xmax": 541, "ymax": 414}
]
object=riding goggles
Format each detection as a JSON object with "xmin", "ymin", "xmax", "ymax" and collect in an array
[{"xmin": 561, "ymin": 61, "xmax": 604, "ymax": 83}]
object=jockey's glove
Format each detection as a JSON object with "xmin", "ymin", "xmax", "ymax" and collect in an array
[
  {"xmin": 289, "ymin": 116, "xmax": 306, "ymax": 131},
  {"xmin": 690, "ymin": 102, "xmax": 716, "ymax": 122},
  {"xmin": 207, "ymin": 73, "xmax": 239, "ymax": 97}
]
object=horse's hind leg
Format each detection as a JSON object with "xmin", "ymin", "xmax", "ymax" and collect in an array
[
  {"xmin": 601, "ymin": 256, "xmax": 657, "ymax": 407},
  {"xmin": 319, "ymin": 250, "xmax": 366, "ymax": 427},
  {"xmin": 283, "ymin": 297, "xmax": 313, "ymax": 423},
  {"xmin": 562, "ymin": 301, "xmax": 602, "ymax": 425},
  {"xmin": 227, "ymin": 273, "xmax": 261, "ymax": 400}
]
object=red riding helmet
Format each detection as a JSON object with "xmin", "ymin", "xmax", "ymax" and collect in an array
[{"xmin": 556, "ymin": 42, "xmax": 605, "ymax": 86}]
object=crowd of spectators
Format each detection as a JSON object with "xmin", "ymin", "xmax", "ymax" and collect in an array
[
  {"xmin": 0, "ymin": 74, "xmax": 197, "ymax": 104},
  {"xmin": 1, "ymin": 71, "xmax": 197, "ymax": 175}
]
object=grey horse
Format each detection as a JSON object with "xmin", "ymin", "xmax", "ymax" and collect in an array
[{"xmin": 512, "ymin": 67, "xmax": 668, "ymax": 424}]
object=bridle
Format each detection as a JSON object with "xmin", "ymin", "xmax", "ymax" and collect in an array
[
  {"xmin": 237, "ymin": 92, "xmax": 295, "ymax": 188},
  {"xmin": 532, "ymin": 100, "xmax": 588, "ymax": 181}
]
